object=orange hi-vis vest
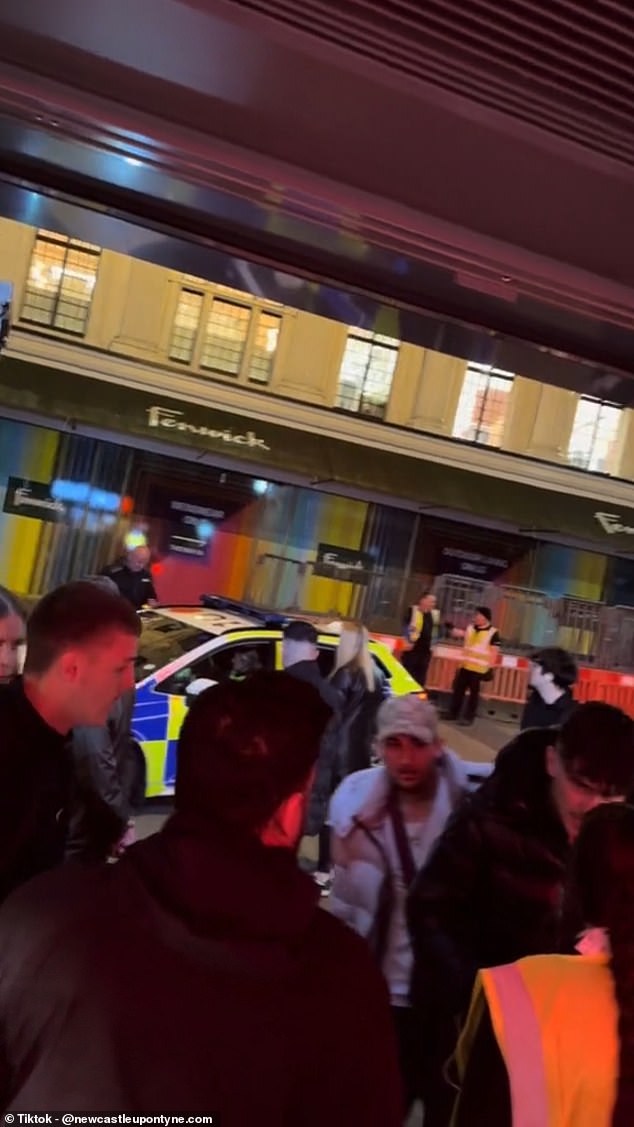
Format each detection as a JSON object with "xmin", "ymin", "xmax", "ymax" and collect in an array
[
  {"xmin": 462, "ymin": 624, "xmax": 497, "ymax": 674},
  {"xmin": 455, "ymin": 954, "xmax": 618, "ymax": 1127}
]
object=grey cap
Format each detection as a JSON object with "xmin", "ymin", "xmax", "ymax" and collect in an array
[{"xmin": 375, "ymin": 695, "xmax": 439, "ymax": 746}]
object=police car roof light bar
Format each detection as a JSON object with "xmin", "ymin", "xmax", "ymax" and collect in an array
[{"xmin": 200, "ymin": 593, "xmax": 289, "ymax": 627}]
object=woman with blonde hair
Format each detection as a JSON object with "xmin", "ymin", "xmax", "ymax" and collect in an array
[{"xmin": 329, "ymin": 622, "xmax": 387, "ymax": 777}]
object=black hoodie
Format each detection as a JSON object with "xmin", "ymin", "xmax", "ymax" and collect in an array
[
  {"xmin": 408, "ymin": 728, "xmax": 569, "ymax": 1021},
  {"xmin": 0, "ymin": 814, "xmax": 403, "ymax": 1124}
]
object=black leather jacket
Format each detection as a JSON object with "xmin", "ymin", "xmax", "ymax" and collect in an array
[{"xmin": 67, "ymin": 690, "xmax": 141, "ymax": 862}]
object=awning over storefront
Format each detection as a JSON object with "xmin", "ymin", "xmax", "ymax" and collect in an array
[{"xmin": 2, "ymin": 356, "xmax": 634, "ymax": 555}]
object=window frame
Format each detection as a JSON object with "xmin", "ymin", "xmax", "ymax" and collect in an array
[
  {"xmin": 335, "ymin": 329, "xmax": 400, "ymax": 420},
  {"xmin": 154, "ymin": 636, "xmax": 277, "ymax": 697},
  {"xmin": 567, "ymin": 395, "xmax": 623, "ymax": 475},
  {"xmin": 452, "ymin": 363, "xmax": 515, "ymax": 448},
  {"xmin": 20, "ymin": 229, "xmax": 101, "ymax": 337},
  {"xmin": 168, "ymin": 284, "xmax": 283, "ymax": 387}
]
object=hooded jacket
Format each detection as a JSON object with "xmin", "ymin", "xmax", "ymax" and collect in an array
[
  {"xmin": 328, "ymin": 753, "xmax": 469, "ymax": 1004},
  {"xmin": 407, "ymin": 728, "xmax": 569, "ymax": 1023},
  {"xmin": 0, "ymin": 814, "xmax": 403, "ymax": 1124}
]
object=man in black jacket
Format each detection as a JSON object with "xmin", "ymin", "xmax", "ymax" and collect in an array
[
  {"xmin": 0, "ymin": 581, "xmax": 140, "ymax": 902},
  {"xmin": 0, "ymin": 673, "xmax": 404, "ymax": 1125},
  {"xmin": 67, "ymin": 688, "xmax": 139, "ymax": 862},
  {"xmin": 407, "ymin": 702, "xmax": 634, "ymax": 1124},
  {"xmin": 101, "ymin": 545, "xmax": 158, "ymax": 611},
  {"xmin": 282, "ymin": 619, "xmax": 342, "ymax": 712},
  {"xmin": 67, "ymin": 576, "xmax": 143, "ymax": 863}
]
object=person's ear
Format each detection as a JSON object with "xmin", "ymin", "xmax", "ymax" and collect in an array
[{"xmin": 57, "ymin": 650, "xmax": 81, "ymax": 684}]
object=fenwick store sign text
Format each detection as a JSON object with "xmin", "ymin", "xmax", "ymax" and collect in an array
[
  {"xmin": 146, "ymin": 406, "xmax": 271, "ymax": 451},
  {"xmin": 5, "ymin": 357, "xmax": 634, "ymax": 554},
  {"xmin": 595, "ymin": 512, "xmax": 634, "ymax": 536}
]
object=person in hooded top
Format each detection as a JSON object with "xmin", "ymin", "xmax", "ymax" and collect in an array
[{"xmin": 0, "ymin": 671, "xmax": 403, "ymax": 1126}]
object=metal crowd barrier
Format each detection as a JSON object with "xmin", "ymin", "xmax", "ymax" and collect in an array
[{"xmin": 243, "ymin": 557, "xmax": 634, "ymax": 673}]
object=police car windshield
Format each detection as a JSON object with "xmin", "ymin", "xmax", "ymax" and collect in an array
[{"xmin": 135, "ymin": 612, "xmax": 210, "ymax": 683}]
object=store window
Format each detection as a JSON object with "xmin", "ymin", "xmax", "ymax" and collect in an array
[
  {"xmin": 21, "ymin": 230, "xmax": 100, "ymax": 335},
  {"xmin": 567, "ymin": 397, "xmax": 622, "ymax": 474},
  {"xmin": 168, "ymin": 286, "xmax": 282, "ymax": 384},
  {"xmin": 335, "ymin": 329, "xmax": 399, "ymax": 419},
  {"xmin": 452, "ymin": 363, "xmax": 514, "ymax": 447},
  {"xmin": 248, "ymin": 310, "xmax": 282, "ymax": 384},
  {"xmin": 169, "ymin": 289, "xmax": 203, "ymax": 364}
]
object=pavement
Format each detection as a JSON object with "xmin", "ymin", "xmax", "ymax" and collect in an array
[{"xmin": 439, "ymin": 714, "xmax": 516, "ymax": 764}]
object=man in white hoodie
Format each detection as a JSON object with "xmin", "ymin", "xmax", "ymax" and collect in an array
[{"xmin": 328, "ymin": 695, "xmax": 470, "ymax": 1120}]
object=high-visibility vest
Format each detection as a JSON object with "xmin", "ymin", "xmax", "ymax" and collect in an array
[
  {"xmin": 454, "ymin": 954, "xmax": 618, "ymax": 1127},
  {"xmin": 462, "ymin": 624, "xmax": 497, "ymax": 674},
  {"xmin": 406, "ymin": 607, "xmax": 439, "ymax": 644}
]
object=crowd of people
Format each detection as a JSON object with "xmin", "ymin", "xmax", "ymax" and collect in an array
[{"xmin": 1, "ymin": 577, "xmax": 634, "ymax": 1124}]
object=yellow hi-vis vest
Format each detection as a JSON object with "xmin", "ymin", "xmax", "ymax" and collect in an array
[
  {"xmin": 454, "ymin": 955, "xmax": 618, "ymax": 1127},
  {"xmin": 462, "ymin": 624, "xmax": 497, "ymax": 674},
  {"xmin": 407, "ymin": 606, "xmax": 440, "ymax": 644}
]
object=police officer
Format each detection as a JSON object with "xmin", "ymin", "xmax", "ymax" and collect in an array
[
  {"xmin": 101, "ymin": 546, "xmax": 158, "ymax": 611},
  {"xmin": 401, "ymin": 591, "xmax": 438, "ymax": 687},
  {"xmin": 447, "ymin": 606, "xmax": 500, "ymax": 726}
]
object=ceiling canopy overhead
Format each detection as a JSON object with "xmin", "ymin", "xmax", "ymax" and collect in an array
[{"xmin": 238, "ymin": 0, "xmax": 634, "ymax": 167}]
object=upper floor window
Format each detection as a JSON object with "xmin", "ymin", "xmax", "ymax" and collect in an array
[
  {"xmin": 21, "ymin": 230, "xmax": 100, "ymax": 336},
  {"xmin": 336, "ymin": 330, "xmax": 399, "ymax": 419},
  {"xmin": 169, "ymin": 287, "xmax": 281, "ymax": 385},
  {"xmin": 452, "ymin": 363, "xmax": 514, "ymax": 447},
  {"xmin": 567, "ymin": 397, "xmax": 622, "ymax": 474}
]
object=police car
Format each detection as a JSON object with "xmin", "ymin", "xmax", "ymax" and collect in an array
[{"xmin": 132, "ymin": 596, "xmax": 423, "ymax": 796}]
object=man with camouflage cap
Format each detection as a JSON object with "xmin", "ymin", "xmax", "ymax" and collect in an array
[{"xmin": 328, "ymin": 695, "xmax": 469, "ymax": 1117}]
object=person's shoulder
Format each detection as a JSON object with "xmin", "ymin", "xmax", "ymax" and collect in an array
[
  {"xmin": 329, "ymin": 766, "xmax": 388, "ymax": 833},
  {"xmin": 495, "ymin": 726, "xmax": 553, "ymax": 768},
  {"xmin": 472, "ymin": 728, "xmax": 554, "ymax": 819},
  {"xmin": 516, "ymin": 952, "xmax": 610, "ymax": 991},
  {"xmin": 102, "ymin": 562, "xmax": 123, "ymax": 576},
  {"xmin": 0, "ymin": 864, "xmax": 110, "ymax": 956},
  {"xmin": 0, "ymin": 679, "xmax": 26, "ymax": 726}
]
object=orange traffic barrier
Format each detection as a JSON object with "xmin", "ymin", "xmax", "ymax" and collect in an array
[
  {"xmin": 427, "ymin": 647, "xmax": 530, "ymax": 705},
  {"xmin": 484, "ymin": 664, "xmax": 530, "ymax": 705},
  {"xmin": 379, "ymin": 633, "xmax": 634, "ymax": 718}
]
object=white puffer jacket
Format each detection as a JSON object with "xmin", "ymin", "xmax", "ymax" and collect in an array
[{"xmin": 328, "ymin": 752, "xmax": 472, "ymax": 1004}]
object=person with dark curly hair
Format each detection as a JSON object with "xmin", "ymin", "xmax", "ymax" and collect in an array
[{"xmin": 452, "ymin": 802, "xmax": 634, "ymax": 1126}]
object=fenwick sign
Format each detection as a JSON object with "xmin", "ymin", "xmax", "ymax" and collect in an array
[
  {"xmin": 595, "ymin": 511, "xmax": 634, "ymax": 536},
  {"xmin": 146, "ymin": 406, "xmax": 271, "ymax": 451}
]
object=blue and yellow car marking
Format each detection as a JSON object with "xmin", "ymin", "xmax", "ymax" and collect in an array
[{"xmin": 132, "ymin": 627, "xmax": 421, "ymax": 797}]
